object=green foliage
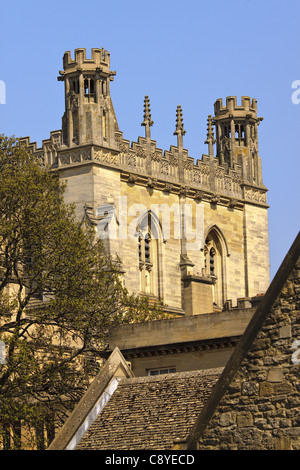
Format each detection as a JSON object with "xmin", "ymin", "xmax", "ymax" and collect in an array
[{"xmin": 0, "ymin": 135, "xmax": 166, "ymax": 449}]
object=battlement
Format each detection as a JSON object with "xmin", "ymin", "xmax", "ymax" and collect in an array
[
  {"xmin": 19, "ymin": 130, "xmax": 62, "ymax": 167},
  {"xmin": 62, "ymin": 47, "xmax": 111, "ymax": 73},
  {"xmin": 214, "ymin": 96, "xmax": 258, "ymax": 118}
]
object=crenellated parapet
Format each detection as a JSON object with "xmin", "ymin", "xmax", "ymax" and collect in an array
[
  {"xmin": 113, "ymin": 131, "xmax": 248, "ymax": 208},
  {"xmin": 214, "ymin": 96, "xmax": 258, "ymax": 117},
  {"xmin": 23, "ymin": 104, "xmax": 267, "ymax": 208},
  {"xmin": 19, "ymin": 130, "xmax": 62, "ymax": 167},
  {"xmin": 61, "ymin": 48, "xmax": 111, "ymax": 74}
]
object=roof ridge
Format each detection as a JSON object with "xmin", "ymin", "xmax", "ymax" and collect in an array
[{"xmin": 119, "ymin": 367, "xmax": 224, "ymax": 385}]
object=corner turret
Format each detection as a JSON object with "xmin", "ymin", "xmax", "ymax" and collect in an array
[
  {"xmin": 58, "ymin": 48, "xmax": 118, "ymax": 149},
  {"xmin": 213, "ymin": 96, "xmax": 264, "ymax": 186}
]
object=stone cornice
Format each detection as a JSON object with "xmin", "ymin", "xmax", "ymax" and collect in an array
[
  {"xmin": 121, "ymin": 170, "xmax": 246, "ymax": 209},
  {"xmin": 104, "ymin": 336, "xmax": 241, "ymax": 361}
]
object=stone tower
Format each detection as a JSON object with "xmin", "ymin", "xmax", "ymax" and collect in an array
[
  {"xmin": 58, "ymin": 48, "xmax": 118, "ymax": 149},
  {"xmin": 20, "ymin": 48, "xmax": 270, "ymax": 315},
  {"xmin": 213, "ymin": 96, "xmax": 264, "ymax": 186}
]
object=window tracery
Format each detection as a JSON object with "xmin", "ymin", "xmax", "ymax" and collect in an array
[
  {"xmin": 204, "ymin": 228, "xmax": 226, "ymax": 308},
  {"xmin": 137, "ymin": 212, "xmax": 160, "ymax": 297}
]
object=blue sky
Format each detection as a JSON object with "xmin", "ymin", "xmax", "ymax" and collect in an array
[{"xmin": 1, "ymin": 0, "xmax": 299, "ymax": 281}]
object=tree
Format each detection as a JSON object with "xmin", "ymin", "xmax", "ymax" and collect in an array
[{"xmin": 0, "ymin": 135, "xmax": 165, "ymax": 449}]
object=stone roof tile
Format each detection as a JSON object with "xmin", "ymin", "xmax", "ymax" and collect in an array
[{"xmin": 76, "ymin": 368, "xmax": 222, "ymax": 450}]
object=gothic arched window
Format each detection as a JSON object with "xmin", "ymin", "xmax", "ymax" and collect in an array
[
  {"xmin": 137, "ymin": 212, "xmax": 160, "ymax": 297},
  {"xmin": 204, "ymin": 228, "xmax": 227, "ymax": 308}
]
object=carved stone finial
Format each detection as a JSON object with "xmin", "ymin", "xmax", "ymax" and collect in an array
[
  {"xmin": 141, "ymin": 95, "xmax": 154, "ymax": 140},
  {"xmin": 174, "ymin": 105, "xmax": 186, "ymax": 151},
  {"xmin": 174, "ymin": 105, "xmax": 186, "ymax": 137},
  {"xmin": 205, "ymin": 114, "xmax": 216, "ymax": 158}
]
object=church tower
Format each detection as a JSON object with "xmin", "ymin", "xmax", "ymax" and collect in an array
[
  {"xmin": 20, "ymin": 48, "xmax": 270, "ymax": 316},
  {"xmin": 58, "ymin": 48, "xmax": 118, "ymax": 149}
]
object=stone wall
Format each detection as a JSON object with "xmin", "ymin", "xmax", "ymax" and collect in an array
[
  {"xmin": 197, "ymin": 257, "xmax": 300, "ymax": 450},
  {"xmin": 243, "ymin": 203, "xmax": 270, "ymax": 297},
  {"xmin": 109, "ymin": 306, "xmax": 255, "ymax": 376}
]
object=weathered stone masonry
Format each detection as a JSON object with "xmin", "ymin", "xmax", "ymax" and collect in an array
[
  {"xmin": 19, "ymin": 47, "xmax": 270, "ymax": 316},
  {"xmin": 47, "ymin": 232, "xmax": 300, "ymax": 451},
  {"xmin": 195, "ymin": 255, "xmax": 300, "ymax": 450}
]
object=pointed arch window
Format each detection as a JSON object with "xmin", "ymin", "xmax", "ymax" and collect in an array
[
  {"xmin": 204, "ymin": 228, "xmax": 227, "ymax": 308},
  {"xmin": 137, "ymin": 212, "xmax": 160, "ymax": 297}
]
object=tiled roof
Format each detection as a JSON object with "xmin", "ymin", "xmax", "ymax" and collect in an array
[{"xmin": 75, "ymin": 368, "xmax": 221, "ymax": 450}]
